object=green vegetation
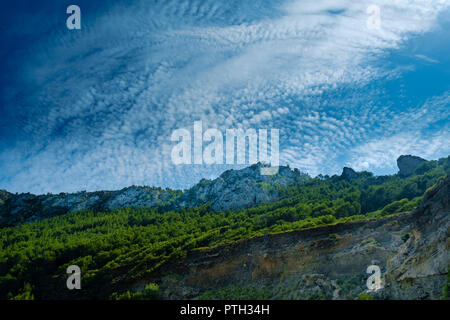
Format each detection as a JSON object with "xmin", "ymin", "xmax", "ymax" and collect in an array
[
  {"xmin": 335, "ymin": 273, "xmax": 367, "ymax": 300},
  {"xmin": 198, "ymin": 285, "xmax": 272, "ymax": 300},
  {"xmin": 357, "ymin": 293, "xmax": 374, "ymax": 300},
  {"xmin": 8, "ymin": 283, "xmax": 34, "ymax": 300},
  {"xmin": 306, "ymin": 290, "xmax": 332, "ymax": 300},
  {"xmin": 329, "ymin": 233, "xmax": 339, "ymax": 240},
  {"xmin": 110, "ymin": 283, "xmax": 161, "ymax": 300},
  {"xmin": 442, "ymin": 269, "xmax": 450, "ymax": 300},
  {"xmin": 359, "ymin": 237, "xmax": 381, "ymax": 247},
  {"xmin": 0, "ymin": 156, "xmax": 448, "ymax": 299}
]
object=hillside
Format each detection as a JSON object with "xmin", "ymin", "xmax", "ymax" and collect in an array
[
  {"xmin": 0, "ymin": 155, "xmax": 448, "ymax": 300},
  {"xmin": 153, "ymin": 175, "xmax": 449, "ymax": 300},
  {"xmin": 0, "ymin": 156, "xmax": 442, "ymax": 228},
  {"xmin": 0, "ymin": 163, "xmax": 308, "ymax": 228}
]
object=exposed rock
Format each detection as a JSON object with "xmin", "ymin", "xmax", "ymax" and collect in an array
[
  {"xmin": 0, "ymin": 190, "xmax": 10, "ymax": 202},
  {"xmin": 382, "ymin": 175, "xmax": 449, "ymax": 299},
  {"xmin": 341, "ymin": 167, "xmax": 358, "ymax": 179},
  {"xmin": 397, "ymin": 155, "xmax": 427, "ymax": 177},
  {"xmin": 175, "ymin": 163, "xmax": 308, "ymax": 211}
]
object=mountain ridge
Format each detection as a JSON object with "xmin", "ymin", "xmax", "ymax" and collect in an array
[{"xmin": 0, "ymin": 155, "xmax": 444, "ymax": 228}]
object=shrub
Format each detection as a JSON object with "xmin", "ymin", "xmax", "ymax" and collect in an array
[
  {"xmin": 111, "ymin": 283, "xmax": 161, "ymax": 300},
  {"xmin": 357, "ymin": 292, "xmax": 374, "ymax": 300}
]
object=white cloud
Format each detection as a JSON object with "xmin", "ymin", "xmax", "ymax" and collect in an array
[{"xmin": 347, "ymin": 130, "xmax": 450, "ymax": 173}]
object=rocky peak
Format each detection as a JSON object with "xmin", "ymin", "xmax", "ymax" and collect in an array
[
  {"xmin": 176, "ymin": 163, "xmax": 309, "ymax": 211},
  {"xmin": 0, "ymin": 190, "xmax": 11, "ymax": 202},
  {"xmin": 341, "ymin": 167, "xmax": 358, "ymax": 179},
  {"xmin": 397, "ymin": 155, "xmax": 427, "ymax": 177}
]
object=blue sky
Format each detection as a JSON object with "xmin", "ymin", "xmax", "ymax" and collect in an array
[{"xmin": 0, "ymin": 0, "xmax": 449, "ymax": 194}]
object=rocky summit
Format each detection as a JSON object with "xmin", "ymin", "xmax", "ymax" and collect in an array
[
  {"xmin": 341, "ymin": 167, "xmax": 359, "ymax": 179},
  {"xmin": 397, "ymin": 155, "xmax": 428, "ymax": 177},
  {"xmin": 175, "ymin": 163, "xmax": 308, "ymax": 211}
]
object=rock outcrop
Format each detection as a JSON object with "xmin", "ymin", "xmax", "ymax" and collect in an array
[
  {"xmin": 176, "ymin": 163, "xmax": 308, "ymax": 211},
  {"xmin": 341, "ymin": 167, "xmax": 358, "ymax": 179},
  {"xmin": 382, "ymin": 175, "xmax": 449, "ymax": 299},
  {"xmin": 397, "ymin": 155, "xmax": 427, "ymax": 177}
]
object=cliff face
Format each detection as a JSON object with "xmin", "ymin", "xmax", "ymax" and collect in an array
[
  {"xmin": 176, "ymin": 163, "xmax": 308, "ymax": 211},
  {"xmin": 397, "ymin": 155, "xmax": 427, "ymax": 177},
  {"xmin": 384, "ymin": 175, "xmax": 449, "ymax": 299},
  {"xmin": 147, "ymin": 177, "xmax": 449, "ymax": 300}
]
